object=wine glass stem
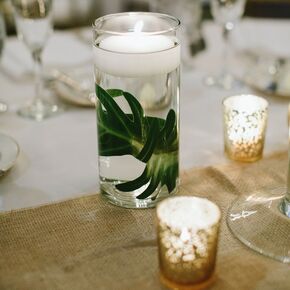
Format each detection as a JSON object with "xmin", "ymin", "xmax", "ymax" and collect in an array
[
  {"xmin": 281, "ymin": 152, "xmax": 290, "ymax": 217},
  {"xmin": 222, "ymin": 25, "xmax": 231, "ymax": 77},
  {"xmin": 32, "ymin": 50, "xmax": 44, "ymax": 107}
]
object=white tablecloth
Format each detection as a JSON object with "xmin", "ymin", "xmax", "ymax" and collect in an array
[{"xmin": 0, "ymin": 18, "xmax": 289, "ymax": 211}]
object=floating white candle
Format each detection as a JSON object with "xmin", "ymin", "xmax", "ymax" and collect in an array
[
  {"xmin": 93, "ymin": 34, "xmax": 180, "ymax": 77},
  {"xmin": 99, "ymin": 35, "xmax": 174, "ymax": 53}
]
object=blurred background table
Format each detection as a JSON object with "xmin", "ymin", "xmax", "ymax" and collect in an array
[{"xmin": 0, "ymin": 16, "xmax": 289, "ymax": 211}]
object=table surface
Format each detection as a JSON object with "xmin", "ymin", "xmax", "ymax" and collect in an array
[{"xmin": 0, "ymin": 18, "xmax": 289, "ymax": 212}]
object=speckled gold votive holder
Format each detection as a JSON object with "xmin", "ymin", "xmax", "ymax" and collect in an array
[
  {"xmin": 156, "ymin": 196, "xmax": 221, "ymax": 290},
  {"xmin": 223, "ymin": 95, "xmax": 268, "ymax": 162}
]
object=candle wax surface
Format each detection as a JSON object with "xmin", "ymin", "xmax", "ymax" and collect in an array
[
  {"xmin": 157, "ymin": 196, "xmax": 221, "ymax": 230},
  {"xmin": 223, "ymin": 95, "xmax": 268, "ymax": 113},
  {"xmin": 99, "ymin": 35, "xmax": 175, "ymax": 53},
  {"xmin": 93, "ymin": 34, "xmax": 180, "ymax": 77}
]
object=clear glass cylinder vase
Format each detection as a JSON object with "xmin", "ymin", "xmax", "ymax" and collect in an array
[{"xmin": 93, "ymin": 12, "xmax": 181, "ymax": 208}]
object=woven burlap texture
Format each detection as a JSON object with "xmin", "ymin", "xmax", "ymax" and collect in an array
[{"xmin": 0, "ymin": 152, "xmax": 289, "ymax": 290}]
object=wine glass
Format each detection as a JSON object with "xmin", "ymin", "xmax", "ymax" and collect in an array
[
  {"xmin": 152, "ymin": 0, "xmax": 205, "ymax": 66},
  {"xmin": 12, "ymin": 0, "xmax": 61, "ymax": 120},
  {"xmin": 205, "ymin": 0, "xmax": 246, "ymax": 90},
  {"xmin": 0, "ymin": 12, "xmax": 8, "ymax": 113},
  {"xmin": 227, "ymin": 105, "xmax": 290, "ymax": 263}
]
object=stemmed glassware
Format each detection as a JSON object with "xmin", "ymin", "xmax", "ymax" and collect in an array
[
  {"xmin": 0, "ymin": 12, "xmax": 8, "ymax": 113},
  {"xmin": 12, "ymin": 0, "xmax": 60, "ymax": 120},
  {"xmin": 227, "ymin": 105, "xmax": 290, "ymax": 263},
  {"xmin": 205, "ymin": 0, "xmax": 246, "ymax": 89}
]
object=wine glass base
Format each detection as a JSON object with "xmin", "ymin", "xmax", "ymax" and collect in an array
[
  {"xmin": 227, "ymin": 187, "xmax": 290, "ymax": 263},
  {"xmin": 17, "ymin": 100, "xmax": 62, "ymax": 121}
]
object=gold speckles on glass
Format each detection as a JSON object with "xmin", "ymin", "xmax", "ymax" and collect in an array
[
  {"xmin": 223, "ymin": 95, "xmax": 268, "ymax": 162},
  {"xmin": 156, "ymin": 196, "xmax": 221, "ymax": 289}
]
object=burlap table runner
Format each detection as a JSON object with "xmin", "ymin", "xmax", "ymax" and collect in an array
[{"xmin": 0, "ymin": 152, "xmax": 289, "ymax": 290}]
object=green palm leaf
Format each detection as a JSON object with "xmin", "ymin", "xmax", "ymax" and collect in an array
[{"xmin": 96, "ymin": 84, "xmax": 178, "ymax": 200}]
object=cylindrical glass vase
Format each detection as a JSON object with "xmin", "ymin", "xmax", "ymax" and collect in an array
[
  {"xmin": 93, "ymin": 12, "xmax": 180, "ymax": 208},
  {"xmin": 157, "ymin": 196, "xmax": 221, "ymax": 289}
]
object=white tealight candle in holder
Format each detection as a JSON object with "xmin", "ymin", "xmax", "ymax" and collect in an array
[
  {"xmin": 223, "ymin": 94, "xmax": 268, "ymax": 162},
  {"xmin": 156, "ymin": 196, "xmax": 221, "ymax": 289}
]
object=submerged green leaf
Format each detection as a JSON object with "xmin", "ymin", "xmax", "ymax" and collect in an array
[{"xmin": 96, "ymin": 84, "xmax": 179, "ymax": 200}]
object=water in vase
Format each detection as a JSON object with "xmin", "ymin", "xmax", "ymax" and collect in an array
[{"xmin": 93, "ymin": 34, "xmax": 180, "ymax": 208}]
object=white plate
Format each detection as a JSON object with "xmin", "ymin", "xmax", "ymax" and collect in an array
[
  {"xmin": 234, "ymin": 51, "xmax": 290, "ymax": 99},
  {"xmin": 243, "ymin": 60, "xmax": 290, "ymax": 98},
  {"xmin": 0, "ymin": 134, "xmax": 19, "ymax": 176}
]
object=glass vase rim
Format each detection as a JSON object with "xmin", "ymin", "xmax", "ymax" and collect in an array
[{"xmin": 92, "ymin": 12, "xmax": 181, "ymax": 36}]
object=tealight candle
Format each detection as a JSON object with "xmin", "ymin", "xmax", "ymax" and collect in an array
[
  {"xmin": 223, "ymin": 94, "xmax": 268, "ymax": 162},
  {"xmin": 156, "ymin": 196, "xmax": 221, "ymax": 289}
]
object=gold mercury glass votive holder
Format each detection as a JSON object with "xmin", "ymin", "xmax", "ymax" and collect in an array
[
  {"xmin": 223, "ymin": 94, "xmax": 268, "ymax": 162},
  {"xmin": 156, "ymin": 196, "xmax": 221, "ymax": 290}
]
